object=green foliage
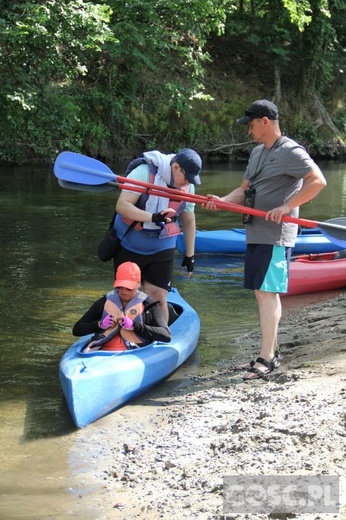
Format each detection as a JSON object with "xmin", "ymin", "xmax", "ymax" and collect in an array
[
  {"xmin": 283, "ymin": 110, "xmax": 333, "ymax": 157},
  {"xmin": 282, "ymin": 0, "xmax": 312, "ymax": 31},
  {"xmin": 0, "ymin": 0, "xmax": 345, "ymax": 164},
  {"xmin": 0, "ymin": 0, "xmax": 115, "ymax": 162},
  {"xmin": 0, "ymin": 86, "xmax": 83, "ymax": 163}
]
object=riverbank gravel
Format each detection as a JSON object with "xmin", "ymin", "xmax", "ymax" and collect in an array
[{"xmin": 80, "ymin": 293, "xmax": 346, "ymax": 520}]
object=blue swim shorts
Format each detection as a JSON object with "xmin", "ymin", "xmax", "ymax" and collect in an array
[{"xmin": 244, "ymin": 244, "xmax": 292, "ymax": 293}]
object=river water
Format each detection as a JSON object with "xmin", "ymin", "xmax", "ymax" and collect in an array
[{"xmin": 0, "ymin": 159, "xmax": 345, "ymax": 519}]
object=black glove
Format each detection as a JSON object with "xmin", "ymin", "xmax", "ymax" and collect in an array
[
  {"xmin": 181, "ymin": 255, "xmax": 195, "ymax": 273},
  {"xmin": 152, "ymin": 211, "xmax": 170, "ymax": 224}
]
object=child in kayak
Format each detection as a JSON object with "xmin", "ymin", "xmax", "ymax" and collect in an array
[{"xmin": 73, "ymin": 261, "xmax": 171, "ymax": 351}]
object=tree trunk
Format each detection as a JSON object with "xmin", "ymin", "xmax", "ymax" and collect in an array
[
  {"xmin": 313, "ymin": 96, "xmax": 345, "ymax": 144},
  {"xmin": 274, "ymin": 64, "xmax": 281, "ymax": 104}
]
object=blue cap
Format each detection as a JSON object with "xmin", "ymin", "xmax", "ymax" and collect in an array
[{"xmin": 175, "ymin": 148, "xmax": 202, "ymax": 185}]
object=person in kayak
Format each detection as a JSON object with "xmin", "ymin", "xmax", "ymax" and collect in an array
[
  {"xmin": 72, "ymin": 261, "xmax": 172, "ymax": 352},
  {"xmin": 203, "ymin": 99, "xmax": 327, "ymax": 381},
  {"xmin": 113, "ymin": 148, "xmax": 202, "ymax": 324}
]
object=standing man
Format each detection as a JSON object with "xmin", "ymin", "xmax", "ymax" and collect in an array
[
  {"xmin": 204, "ymin": 99, "xmax": 326, "ymax": 380},
  {"xmin": 114, "ymin": 148, "xmax": 202, "ymax": 323}
]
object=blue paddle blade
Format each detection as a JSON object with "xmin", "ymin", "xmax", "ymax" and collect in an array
[
  {"xmin": 54, "ymin": 151, "xmax": 117, "ymax": 185},
  {"xmin": 319, "ymin": 217, "xmax": 346, "ymax": 248}
]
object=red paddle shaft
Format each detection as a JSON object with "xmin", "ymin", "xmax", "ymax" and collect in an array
[{"xmin": 117, "ymin": 180, "xmax": 319, "ymax": 229}]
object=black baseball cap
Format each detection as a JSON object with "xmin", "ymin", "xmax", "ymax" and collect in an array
[{"xmin": 237, "ymin": 99, "xmax": 279, "ymax": 125}]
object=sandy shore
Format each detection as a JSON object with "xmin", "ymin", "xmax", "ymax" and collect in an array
[{"xmin": 80, "ymin": 292, "xmax": 346, "ymax": 520}]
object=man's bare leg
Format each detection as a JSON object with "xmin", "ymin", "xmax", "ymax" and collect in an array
[
  {"xmin": 243, "ymin": 290, "xmax": 281, "ymax": 379},
  {"xmin": 143, "ymin": 280, "xmax": 169, "ymax": 324}
]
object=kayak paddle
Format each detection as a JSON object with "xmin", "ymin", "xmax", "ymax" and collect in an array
[
  {"xmin": 54, "ymin": 151, "xmax": 346, "ymax": 247},
  {"xmin": 58, "ymin": 178, "xmax": 116, "ymax": 192}
]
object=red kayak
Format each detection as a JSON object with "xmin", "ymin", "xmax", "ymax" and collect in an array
[{"xmin": 287, "ymin": 251, "xmax": 346, "ymax": 296}]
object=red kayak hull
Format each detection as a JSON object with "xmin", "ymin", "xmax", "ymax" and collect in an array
[{"xmin": 287, "ymin": 253, "xmax": 346, "ymax": 296}]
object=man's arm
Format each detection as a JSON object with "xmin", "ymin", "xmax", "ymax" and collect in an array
[
  {"xmin": 116, "ymin": 191, "xmax": 153, "ymax": 222},
  {"xmin": 221, "ymin": 180, "xmax": 251, "ymax": 204},
  {"xmin": 116, "ymin": 190, "xmax": 175, "ymax": 222},
  {"xmin": 266, "ymin": 167, "xmax": 327, "ymax": 223},
  {"xmin": 203, "ymin": 179, "xmax": 250, "ymax": 210},
  {"xmin": 180, "ymin": 210, "xmax": 196, "ymax": 258}
]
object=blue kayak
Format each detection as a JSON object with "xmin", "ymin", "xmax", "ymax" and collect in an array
[
  {"xmin": 59, "ymin": 288, "xmax": 200, "ymax": 428},
  {"xmin": 176, "ymin": 228, "xmax": 344, "ymax": 255}
]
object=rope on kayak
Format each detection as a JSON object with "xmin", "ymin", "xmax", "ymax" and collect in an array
[{"xmin": 78, "ymin": 352, "xmax": 125, "ymax": 373}]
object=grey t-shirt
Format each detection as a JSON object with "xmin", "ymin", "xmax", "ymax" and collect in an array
[{"xmin": 243, "ymin": 136, "xmax": 320, "ymax": 246}]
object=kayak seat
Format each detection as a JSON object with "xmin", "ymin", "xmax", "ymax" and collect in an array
[
  {"xmin": 168, "ymin": 303, "xmax": 181, "ymax": 325},
  {"xmin": 334, "ymin": 249, "xmax": 346, "ymax": 259}
]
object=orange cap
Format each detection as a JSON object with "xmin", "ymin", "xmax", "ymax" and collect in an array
[{"xmin": 114, "ymin": 262, "xmax": 141, "ymax": 290}]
